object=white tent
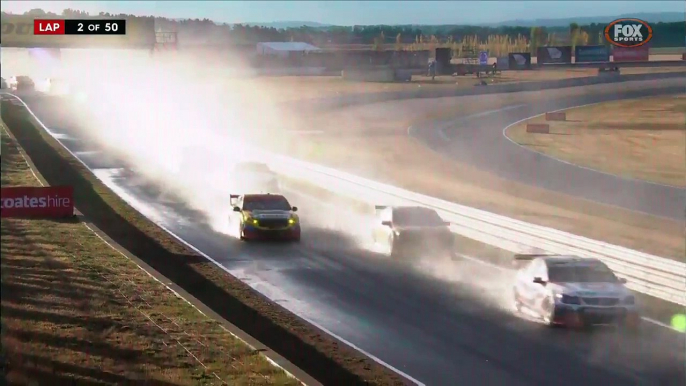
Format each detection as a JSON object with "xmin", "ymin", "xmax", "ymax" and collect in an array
[{"xmin": 256, "ymin": 42, "xmax": 321, "ymax": 58}]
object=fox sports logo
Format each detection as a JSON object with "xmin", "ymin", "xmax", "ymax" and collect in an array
[{"xmin": 605, "ymin": 18, "xmax": 653, "ymax": 48}]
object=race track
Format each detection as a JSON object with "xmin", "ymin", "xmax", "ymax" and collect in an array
[
  {"xmin": 410, "ymin": 79, "xmax": 686, "ymax": 220},
  {"xmin": 13, "ymin": 94, "xmax": 686, "ymax": 386}
]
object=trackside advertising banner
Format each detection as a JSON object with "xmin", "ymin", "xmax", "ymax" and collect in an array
[
  {"xmin": 575, "ymin": 45, "xmax": 611, "ymax": 63},
  {"xmin": 536, "ymin": 46, "xmax": 572, "ymax": 64},
  {"xmin": 1, "ymin": 186, "xmax": 74, "ymax": 218},
  {"xmin": 508, "ymin": 52, "xmax": 531, "ymax": 69},
  {"xmin": 612, "ymin": 46, "xmax": 650, "ymax": 61}
]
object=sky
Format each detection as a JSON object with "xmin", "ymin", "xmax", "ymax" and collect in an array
[{"xmin": 1, "ymin": 1, "xmax": 684, "ymax": 25}]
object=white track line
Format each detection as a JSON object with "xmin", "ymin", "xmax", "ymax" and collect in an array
[
  {"xmin": 436, "ymin": 104, "xmax": 528, "ymax": 141},
  {"xmin": 4, "ymin": 93, "xmax": 427, "ymax": 386},
  {"xmin": 403, "ymin": 98, "xmax": 685, "ymax": 334},
  {"xmin": 501, "ymin": 99, "xmax": 685, "ymax": 190}
]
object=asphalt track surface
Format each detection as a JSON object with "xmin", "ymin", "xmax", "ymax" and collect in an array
[
  {"xmin": 409, "ymin": 79, "xmax": 686, "ymax": 220},
  {"xmin": 12, "ymin": 92, "xmax": 685, "ymax": 386}
]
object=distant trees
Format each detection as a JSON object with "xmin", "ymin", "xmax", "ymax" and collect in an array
[
  {"xmin": 372, "ymin": 31, "xmax": 385, "ymax": 51},
  {"xmin": 529, "ymin": 27, "xmax": 547, "ymax": 54}
]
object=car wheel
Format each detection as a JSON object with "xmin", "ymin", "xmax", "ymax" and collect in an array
[
  {"xmin": 238, "ymin": 224, "xmax": 246, "ymax": 241},
  {"xmin": 388, "ymin": 237, "xmax": 398, "ymax": 258},
  {"xmin": 541, "ymin": 298, "xmax": 557, "ymax": 327},
  {"xmin": 513, "ymin": 289, "xmax": 523, "ymax": 313}
]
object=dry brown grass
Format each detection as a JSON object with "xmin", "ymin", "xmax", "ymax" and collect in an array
[
  {"xmin": 223, "ymin": 65, "xmax": 685, "ymax": 104},
  {"xmin": 0, "ymin": 126, "xmax": 298, "ymax": 385},
  {"xmin": 1, "ymin": 100, "xmax": 411, "ymax": 385},
  {"xmin": 262, "ymin": 83, "xmax": 685, "ymax": 261},
  {"xmin": 506, "ymin": 95, "xmax": 686, "ymax": 187}
]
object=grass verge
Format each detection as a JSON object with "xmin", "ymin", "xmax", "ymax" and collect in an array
[
  {"xmin": 0, "ymin": 125, "xmax": 300, "ymax": 385},
  {"xmin": 0, "ymin": 101, "xmax": 410, "ymax": 385},
  {"xmin": 505, "ymin": 94, "xmax": 686, "ymax": 187}
]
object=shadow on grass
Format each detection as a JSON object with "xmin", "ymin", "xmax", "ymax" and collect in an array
[
  {"xmin": 4, "ymin": 353, "xmax": 182, "ymax": 386},
  {"xmin": 1, "ymin": 223, "xmax": 183, "ymax": 385},
  {"xmin": 1, "ymin": 101, "xmax": 405, "ymax": 385}
]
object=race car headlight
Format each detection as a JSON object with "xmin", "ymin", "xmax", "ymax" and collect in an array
[
  {"xmin": 252, "ymin": 218, "xmax": 259, "ymax": 225},
  {"xmin": 556, "ymin": 293, "xmax": 581, "ymax": 305},
  {"xmin": 623, "ymin": 296, "xmax": 635, "ymax": 305},
  {"xmin": 288, "ymin": 215, "xmax": 298, "ymax": 225}
]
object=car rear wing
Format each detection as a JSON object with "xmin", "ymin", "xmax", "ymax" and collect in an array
[
  {"xmin": 374, "ymin": 205, "xmax": 389, "ymax": 215},
  {"xmin": 230, "ymin": 194, "xmax": 239, "ymax": 207},
  {"xmin": 514, "ymin": 254, "xmax": 551, "ymax": 260}
]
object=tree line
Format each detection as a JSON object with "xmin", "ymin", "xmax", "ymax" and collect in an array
[{"xmin": 2, "ymin": 8, "xmax": 683, "ymax": 48}]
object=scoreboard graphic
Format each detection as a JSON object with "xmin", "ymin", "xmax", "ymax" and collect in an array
[
  {"xmin": 34, "ymin": 19, "xmax": 126, "ymax": 35},
  {"xmin": 1, "ymin": 15, "xmax": 154, "ymax": 48}
]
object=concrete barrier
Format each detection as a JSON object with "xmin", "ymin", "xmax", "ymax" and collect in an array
[
  {"xmin": 289, "ymin": 71, "xmax": 686, "ymax": 111},
  {"xmin": 257, "ymin": 67, "xmax": 328, "ymax": 76},
  {"xmin": 341, "ymin": 66, "xmax": 396, "ymax": 82},
  {"xmin": 394, "ymin": 69, "xmax": 413, "ymax": 82},
  {"xmin": 545, "ymin": 112, "xmax": 566, "ymax": 121},
  {"xmin": 526, "ymin": 123, "xmax": 550, "ymax": 133}
]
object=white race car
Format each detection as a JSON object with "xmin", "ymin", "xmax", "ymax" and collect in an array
[
  {"xmin": 512, "ymin": 254, "xmax": 641, "ymax": 331},
  {"xmin": 44, "ymin": 77, "xmax": 71, "ymax": 94},
  {"xmin": 8, "ymin": 76, "xmax": 35, "ymax": 92}
]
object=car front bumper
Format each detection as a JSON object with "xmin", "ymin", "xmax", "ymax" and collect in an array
[
  {"xmin": 242, "ymin": 224, "xmax": 300, "ymax": 241},
  {"xmin": 553, "ymin": 304, "xmax": 641, "ymax": 328}
]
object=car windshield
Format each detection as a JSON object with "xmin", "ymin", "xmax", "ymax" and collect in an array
[
  {"xmin": 243, "ymin": 195, "xmax": 291, "ymax": 211},
  {"xmin": 393, "ymin": 207, "xmax": 445, "ymax": 226},
  {"xmin": 548, "ymin": 264, "xmax": 618, "ymax": 283}
]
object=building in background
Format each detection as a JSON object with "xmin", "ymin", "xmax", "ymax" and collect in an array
[{"xmin": 255, "ymin": 42, "xmax": 321, "ymax": 58}]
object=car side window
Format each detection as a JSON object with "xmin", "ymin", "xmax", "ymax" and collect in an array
[
  {"xmin": 535, "ymin": 261, "xmax": 549, "ymax": 281},
  {"xmin": 526, "ymin": 260, "xmax": 542, "ymax": 277},
  {"xmin": 385, "ymin": 209, "xmax": 395, "ymax": 222}
]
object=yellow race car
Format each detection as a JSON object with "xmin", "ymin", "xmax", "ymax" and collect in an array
[{"xmin": 230, "ymin": 193, "xmax": 300, "ymax": 242}]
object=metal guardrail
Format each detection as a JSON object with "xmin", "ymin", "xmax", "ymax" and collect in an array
[
  {"xmin": 259, "ymin": 150, "xmax": 686, "ymax": 306},
  {"xmin": 4, "ymin": 87, "xmax": 684, "ymax": 306}
]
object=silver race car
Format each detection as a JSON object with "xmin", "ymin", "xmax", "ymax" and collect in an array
[
  {"xmin": 372, "ymin": 205, "xmax": 455, "ymax": 259},
  {"xmin": 512, "ymin": 254, "xmax": 641, "ymax": 331}
]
